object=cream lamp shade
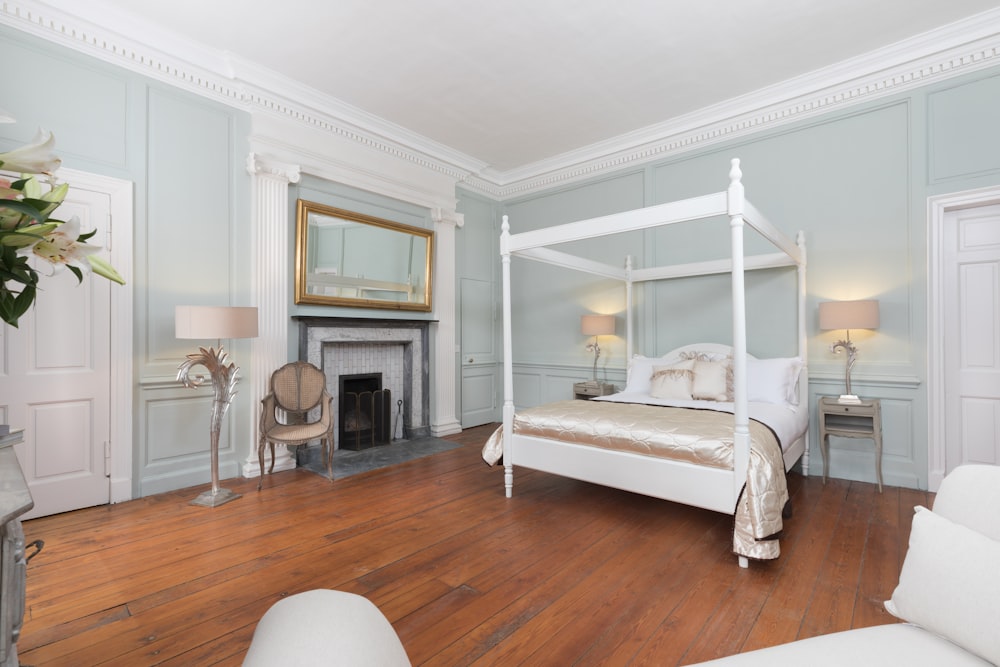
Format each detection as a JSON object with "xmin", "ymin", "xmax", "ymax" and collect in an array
[
  {"xmin": 818, "ymin": 300, "xmax": 879, "ymax": 331},
  {"xmin": 581, "ymin": 314, "xmax": 615, "ymax": 336},
  {"xmin": 175, "ymin": 305, "xmax": 259, "ymax": 340}
]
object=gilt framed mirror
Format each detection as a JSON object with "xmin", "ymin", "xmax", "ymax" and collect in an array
[{"xmin": 294, "ymin": 200, "xmax": 434, "ymax": 311}]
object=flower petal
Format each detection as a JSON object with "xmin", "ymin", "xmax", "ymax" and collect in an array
[{"xmin": 0, "ymin": 129, "xmax": 61, "ymax": 174}]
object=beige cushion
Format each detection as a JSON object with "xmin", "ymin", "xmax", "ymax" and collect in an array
[
  {"xmin": 692, "ymin": 359, "xmax": 729, "ymax": 401},
  {"xmin": 884, "ymin": 506, "xmax": 1000, "ymax": 665},
  {"xmin": 650, "ymin": 360, "xmax": 694, "ymax": 400},
  {"xmin": 932, "ymin": 464, "xmax": 1000, "ymax": 540}
]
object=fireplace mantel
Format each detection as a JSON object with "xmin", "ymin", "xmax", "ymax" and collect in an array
[{"xmin": 294, "ymin": 317, "xmax": 435, "ymax": 448}]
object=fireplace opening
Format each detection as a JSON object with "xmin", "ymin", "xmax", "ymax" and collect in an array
[{"xmin": 339, "ymin": 373, "xmax": 392, "ymax": 450}]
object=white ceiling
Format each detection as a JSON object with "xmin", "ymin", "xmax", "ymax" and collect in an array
[{"xmin": 20, "ymin": 0, "xmax": 1000, "ymax": 187}]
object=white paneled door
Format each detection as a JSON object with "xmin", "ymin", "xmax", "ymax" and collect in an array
[
  {"xmin": 0, "ymin": 184, "xmax": 113, "ymax": 519},
  {"xmin": 460, "ymin": 277, "xmax": 498, "ymax": 428},
  {"xmin": 943, "ymin": 203, "xmax": 1000, "ymax": 472}
]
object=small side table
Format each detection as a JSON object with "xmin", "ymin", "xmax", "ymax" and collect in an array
[
  {"xmin": 573, "ymin": 381, "xmax": 616, "ymax": 400},
  {"xmin": 818, "ymin": 397, "xmax": 883, "ymax": 492}
]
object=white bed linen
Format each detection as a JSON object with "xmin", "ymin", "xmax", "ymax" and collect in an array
[{"xmin": 592, "ymin": 391, "xmax": 808, "ymax": 450}]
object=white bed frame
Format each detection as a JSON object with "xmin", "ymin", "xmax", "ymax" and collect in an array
[{"xmin": 499, "ymin": 159, "xmax": 807, "ymax": 567}]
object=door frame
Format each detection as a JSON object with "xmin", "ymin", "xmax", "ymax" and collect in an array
[
  {"xmin": 59, "ymin": 168, "xmax": 134, "ymax": 503},
  {"xmin": 927, "ymin": 184, "xmax": 1000, "ymax": 490}
]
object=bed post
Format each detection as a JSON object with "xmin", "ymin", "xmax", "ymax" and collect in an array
[
  {"xmin": 728, "ymin": 159, "xmax": 751, "ymax": 568},
  {"xmin": 796, "ymin": 230, "xmax": 809, "ymax": 473},
  {"xmin": 500, "ymin": 215, "xmax": 515, "ymax": 497},
  {"xmin": 625, "ymin": 255, "xmax": 634, "ymax": 363}
]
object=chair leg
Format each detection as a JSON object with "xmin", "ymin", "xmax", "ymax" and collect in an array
[
  {"xmin": 268, "ymin": 443, "xmax": 276, "ymax": 474},
  {"xmin": 326, "ymin": 437, "xmax": 334, "ymax": 481},
  {"xmin": 257, "ymin": 438, "xmax": 266, "ymax": 491}
]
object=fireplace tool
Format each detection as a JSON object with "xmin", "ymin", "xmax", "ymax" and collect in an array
[{"xmin": 394, "ymin": 399, "xmax": 403, "ymax": 441}]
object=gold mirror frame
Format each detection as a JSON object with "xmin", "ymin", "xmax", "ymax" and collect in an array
[{"xmin": 294, "ymin": 200, "xmax": 433, "ymax": 312}]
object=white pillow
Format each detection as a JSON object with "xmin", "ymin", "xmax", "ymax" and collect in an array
[
  {"xmin": 884, "ymin": 506, "xmax": 1000, "ymax": 665},
  {"xmin": 624, "ymin": 355, "xmax": 656, "ymax": 394},
  {"xmin": 650, "ymin": 361, "xmax": 695, "ymax": 400},
  {"xmin": 691, "ymin": 359, "xmax": 729, "ymax": 401},
  {"xmin": 747, "ymin": 357, "xmax": 803, "ymax": 405}
]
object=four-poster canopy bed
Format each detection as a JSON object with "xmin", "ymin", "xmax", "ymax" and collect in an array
[{"xmin": 483, "ymin": 159, "xmax": 808, "ymax": 567}]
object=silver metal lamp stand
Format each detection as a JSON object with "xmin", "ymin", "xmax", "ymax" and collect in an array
[
  {"xmin": 586, "ymin": 336, "xmax": 602, "ymax": 384},
  {"xmin": 830, "ymin": 332, "xmax": 861, "ymax": 404},
  {"xmin": 177, "ymin": 345, "xmax": 242, "ymax": 507}
]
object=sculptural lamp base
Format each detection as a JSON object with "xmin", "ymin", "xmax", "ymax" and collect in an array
[
  {"xmin": 175, "ymin": 305, "xmax": 259, "ymax": 510},
  {"xmin": 191, "ymin": 487, "xmax": 242, "ymax": 507}
]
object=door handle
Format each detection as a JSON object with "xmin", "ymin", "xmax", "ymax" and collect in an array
[{"xmin": 25, "ymin": 539, "xmax": 44, "ymax": 563}]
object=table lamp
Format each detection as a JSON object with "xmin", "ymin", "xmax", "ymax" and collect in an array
[
  {"xmin": 175, "ymin": 305, "xmax": 258, "ymax": 507},
  {"xmin": 819, "ymin": 299, "xmax": 879, "ymax": 404}
]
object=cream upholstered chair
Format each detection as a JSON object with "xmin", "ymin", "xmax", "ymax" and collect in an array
[
  {"xmin": 257, "ymin": 361, "xmax": 334, "ymax": 489},
  {"xmin": 244, "ymin": 590, "xmax": 411, "ymax": 666}
]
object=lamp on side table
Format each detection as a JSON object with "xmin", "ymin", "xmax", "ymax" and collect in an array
[{"xmin": 818, "ymin": 299, "xmax": 879, "ymax": 404}]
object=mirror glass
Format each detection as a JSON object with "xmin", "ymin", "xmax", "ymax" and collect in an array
[{"xmin": 295, "ymin": 200, "xmax": 433, "ymax": 311}]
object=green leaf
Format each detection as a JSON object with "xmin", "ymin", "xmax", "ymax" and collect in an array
[
  {"xmin": 10, "ymin": 284, "xmax": 35, "ymax": 322},
  {"xmin": 0, "ymin": 223, "xmax": 60, "ymax": 247},
  {"xmin": 0, "ymin": 200, "xmax": 47, "ymax": 224}
]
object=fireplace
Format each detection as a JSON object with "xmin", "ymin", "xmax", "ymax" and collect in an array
[
  {"xmin": 339, "ymin": 373, "xmax": 392, "ymax": 450},
  {"xmin": 296, "ymin": 317, "xmax": 432, "ymax": 452}
]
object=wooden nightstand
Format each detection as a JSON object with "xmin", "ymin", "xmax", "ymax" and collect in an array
[
  {"xmin": 818, "ymin": 396, "xmax": 883, "ymax": 492},
  {"xmin": 573, "ymin": 381, "xmax": 616, "ymax": 400}
]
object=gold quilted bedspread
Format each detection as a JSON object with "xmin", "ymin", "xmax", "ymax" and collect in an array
[{"xmin": 482, "ymin": 400, "xmax": 789, "ymax": 560}]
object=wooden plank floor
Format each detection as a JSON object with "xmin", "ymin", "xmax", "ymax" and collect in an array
[{"xmin": 18, "ymin": 424, "xmax": 931, "ymax": 666}]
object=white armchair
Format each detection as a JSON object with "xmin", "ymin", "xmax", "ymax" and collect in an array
[
  {"xmin": 244, "ymin": 590, "xmax": 410, "ymax": 666},
  {"xmin": 691, "ymin": 464, "xmax": 1000, "ymax": 666}
]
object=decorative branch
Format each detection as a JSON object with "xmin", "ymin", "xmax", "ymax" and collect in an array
[
  {"xmin": 830, "ymin": 338, "xmax": 857, "ymax": 396},
  {"xmin": 586, "ymin": 339, "xmax": 602, "ymax": 383},
  {"xmin": 176, "ymin": 346, "xmax": 240, "ymax": 499}
]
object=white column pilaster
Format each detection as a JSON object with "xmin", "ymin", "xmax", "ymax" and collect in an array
[
  {"xmin": 243, "ymin": 152, "xmax": 301, "ymax": 478},
  {"xmin": 430, "ymin": 208, "xmax": 463, "ymax": 437}
]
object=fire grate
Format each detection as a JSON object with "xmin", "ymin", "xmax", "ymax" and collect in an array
[{"xmin": 338, "ymin": 373, "xmax": 392, "ymax": 450}]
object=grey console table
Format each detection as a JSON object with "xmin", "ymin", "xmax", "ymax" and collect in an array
[{"xmin": 0, "ymin": 431, "xmax": 38, "ymax": 667}]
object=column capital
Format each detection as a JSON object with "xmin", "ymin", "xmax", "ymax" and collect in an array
[
  {"xmin": 246, "ymin": 152, "xmax": 302, "ymax": 184},
  {"xmin": 431, "ymin": 208, "xmax": 464, "ymax": 229}
]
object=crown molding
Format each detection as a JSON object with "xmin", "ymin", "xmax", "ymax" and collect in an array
[
  {"xmin": 0, "ymin": 0, "xmax": 486, "ymax": 186},
  {"xmin": 4, "ymin": 0, "xmax": 1000, "ymax": 202},
  {"xmin": 489, "ymin": 8, "xmax": 1000, "ymax": 198}
]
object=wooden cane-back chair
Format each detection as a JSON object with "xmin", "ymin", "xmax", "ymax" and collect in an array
[{"xmin": 258, "ymin": 361, "xmax": 334, "ymax": 489}]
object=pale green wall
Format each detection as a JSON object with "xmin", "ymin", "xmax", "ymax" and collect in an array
[
  {"xmin": 0, "ymin": 25, "xmax": 252, "ymax": 497},
  {"xmin": 458, "ymin": 65, "xmax": 1000, "ymax": 490}
]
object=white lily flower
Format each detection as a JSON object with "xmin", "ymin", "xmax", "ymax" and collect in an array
[
  {"xmin": 0, "ymin": 129, "xmax": 61, "ymax": 174},
  {"xmin": 16, "ymin": 215, "xmax": 100, "ymax": 274}
]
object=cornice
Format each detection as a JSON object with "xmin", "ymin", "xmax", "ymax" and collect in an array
[
  {"xmin": 490, "ymin": 9, "xmax": 1000, "ymax": 198},
  {"xmin": 4, "ymin": 1, "xmax": 1000, "ymax": 202},
  {"xmin": 0, "ymin": 0, "xmax": 485, "ymax": 187}
]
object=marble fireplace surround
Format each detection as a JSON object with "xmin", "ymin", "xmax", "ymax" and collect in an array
[{"xmin": 295, "ymin": 317, "xmax": 432, "ymax": 450}]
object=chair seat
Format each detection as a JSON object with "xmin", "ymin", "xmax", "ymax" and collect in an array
[{"xmin": 265, "ymin": 421, "xmax": 332, "ymax": 444}]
